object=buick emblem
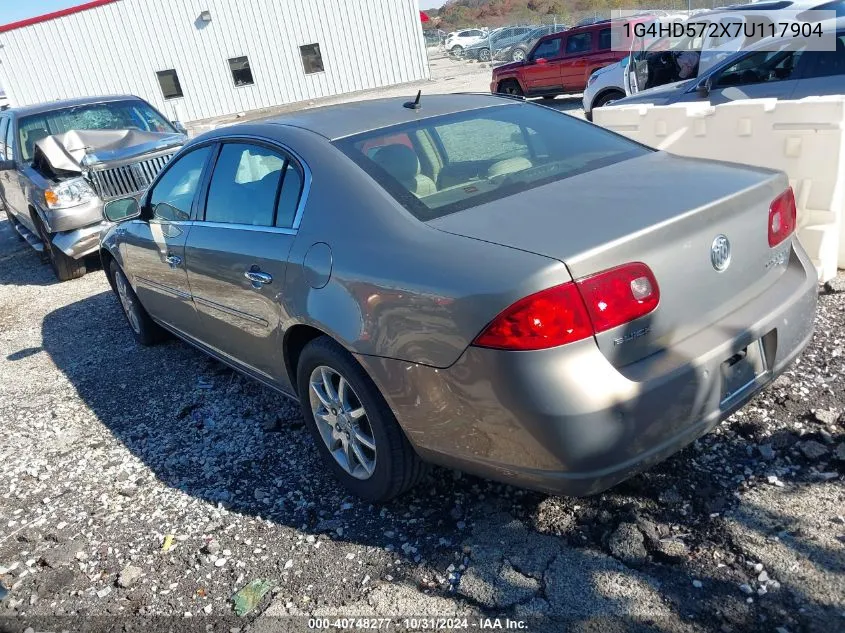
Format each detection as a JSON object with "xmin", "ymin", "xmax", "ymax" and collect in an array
[{"xmin": 711, "ymin": 234, "xmax": 731, "ymax": 272}]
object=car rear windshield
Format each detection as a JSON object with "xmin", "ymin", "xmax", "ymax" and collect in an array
[
  {"xmin": 18, "ymin": 100, "xmax": 176, "ymax": 161},
  {"xmin": 335, "ymin": 103, "xmax": 650, "ymax": 220}
]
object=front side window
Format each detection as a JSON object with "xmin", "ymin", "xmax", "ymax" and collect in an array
[
  {"xmin": 566, "ymin": 32, "xmax": 593, "ymax": 55},
  {"xmin": 157, "ymin": 69, "xmax": 184, "ymax": 100},
  {"xmin": 336, "ymin": 104, "xmax": 649, "ymax": 220},
  {"xmin": 204, "ymin": 143, "xmax": 303, "ymax": 228},
  {"xmin": 300, "ymin": 43, "xmax": 325, "ymax": 74},
  {"xmin": 18, "ymin": 100, "xmax": 175, "ymax": 161},
  {"xmin": 148, "ymin": 146, "xmax": 211, "ymax": 222},
  {"xmin": 532, "ymin": 37, "xmax": 562, "ymax": 60},
  {"xmin": 229, "ymin": 56, "xmax": 255, "ymax": 86},
  {"xmin": 714, "ymin": 48, "xmax": 804, "ymax": 87}
]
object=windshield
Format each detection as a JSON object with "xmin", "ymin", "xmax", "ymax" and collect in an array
[
  {"xmin": 18, "ymin": 99, "xmax": 175, "ymax": 161},
  {"xmin": 335, "ymin": 104, "xmax": 649, "ymax": 221}
]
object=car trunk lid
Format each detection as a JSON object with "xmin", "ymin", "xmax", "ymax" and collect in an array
[{"xmin": 428, "ymin": 151, "xmax": 792, "ymax": 367}]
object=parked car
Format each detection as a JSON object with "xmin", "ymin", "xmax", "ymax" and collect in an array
[
  {"xmin": 495, "ymin": 24, "xmax": 569, "ymax": 63},
  {"xmin": 491, "ymin": 15, "xmax": 656, "ymax": 98},
  {"xmin": 612, "ymin": 21, "xmax": 845, "ymax": 109},
  {"xmin": 100, "ymin": 93, "xmax": 816, "ymax": 501},
  {"xmin": 583, "ymin": 60, "xmax": 628, "ymax": 120},
  {"xmin": 624, "ymin": 0, "xmax": 838, "ymax": 95},
  {"xmin": 1, "ymin": 95, "xmax": 186, "ymax": 281},
  {"xmin": 583, "ymin": 14, "xmax": 687, "ymax": 119},
  {"xmin": 462, "ymin": 25, "xmax": 536, "ymax": 61},
  {"xmin": 445, "ymin": 28, "xmax": 487, "ymax": 55}
]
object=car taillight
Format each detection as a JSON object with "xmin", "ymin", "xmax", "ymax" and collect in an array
[
  {"xmin": 473, "ymin": 262, "xmax": 660, "ymax": 351},
  {"xmin": 473, "ymin": 283, "xmax": 593, "ymax": 351},
  {"xmin": 576, "ymin": 262, "xmax": 660, "ymax": 334},
  {"xmin": 769, "ymin": 187, "xmax": 797, "ymax": 247}
]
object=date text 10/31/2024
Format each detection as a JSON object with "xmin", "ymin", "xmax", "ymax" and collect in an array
[{"xmin": 307, "ymin": 618, "xmax": 529, "ymax": 630}]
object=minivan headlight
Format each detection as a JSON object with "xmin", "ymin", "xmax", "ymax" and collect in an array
[{"xmin": 44, "ymin": 177, "xmax": 97, "ymax": 210}]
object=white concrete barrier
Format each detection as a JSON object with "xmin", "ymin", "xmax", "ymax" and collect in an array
[{"xmin": 594, "ymin": 96, "xmax": 845, "ymax": 283}]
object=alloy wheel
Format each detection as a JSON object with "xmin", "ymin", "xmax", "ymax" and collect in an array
[
  {"xmin": 309, "ymin": 365, "xmax": 377, "ymax": 480},
  {"xmin": 479, "ymin": 48, "xmax": 491, "ymax": 62},
  {"xmin": 512, "ymin": 49, "xmax": 526, "ymax": 62},
  {"xmin": 115, "ymin": 272, "xmax": 141, "ymax": 334}
]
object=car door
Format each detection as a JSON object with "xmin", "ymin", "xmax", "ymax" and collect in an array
[
  {"xmin": 523, "ymin": 35, "xmax": 565, "ymax": 92},
  {"xmin": 184, "ymin": 140, "xmax": 306, "ymax": 382},
  {"xmin": 559, "ymin": 30, "xmax": 595, "ymax": 91},
  {"xmin": 790, "ymin": 33, "xmax": 845, "ymax": 99},
  {"xmin": 695, "ymin": 46, "xmax": 805, "ymax": 105},
  {"xmin": 122, "ymin": 145, "xmax": 212, "ymax": 336},
  {"xmin": 0, "ymin": 117, "xmax": 27, "ymax": 223}
]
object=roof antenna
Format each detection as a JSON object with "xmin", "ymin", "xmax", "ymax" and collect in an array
[{"xmin": 404, "ymin": 90, "xmax": 422, "ymax": 110}]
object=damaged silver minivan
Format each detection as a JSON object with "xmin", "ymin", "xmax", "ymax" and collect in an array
[{"xmin": 0, "ymin": 95, "xmax": 186, "ymax": 281}]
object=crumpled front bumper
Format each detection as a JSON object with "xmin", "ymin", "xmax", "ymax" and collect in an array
[
  {"xmin": 358, "ymin": 240, "xmax": 818, "ymax": 496},
  {"xmin": 51, "ymin": 220, "xmax": 113, "ymax": 259}
]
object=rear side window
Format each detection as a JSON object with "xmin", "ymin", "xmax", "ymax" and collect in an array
[
  {"xmin": 335, "ymin": 104, "xmax": 649, "ymax": 221},
  {"xmin": 803, "ymin": 34, "xmax": 845, "ymax": 78},
  {"xmin": 5, "ymin": 119, "xmax": 14, "ymax": 160},
  {"xmin": 566, "ymin": 32, "xmax": 593, "ymax": 55},
  {"xmin": 204, "ymin": 143, "xmax": 303, "ymax": 228},
  {"xmin": 206, "ymin": 143, "xmax": 285, "ymax": 226},
  {"xmin": 598, "ymin": 28, "xmax": 612, "ymax": 50},
  {"xmin": 0, "ymin": 118, "xmax": 8, "ymax": 159}
]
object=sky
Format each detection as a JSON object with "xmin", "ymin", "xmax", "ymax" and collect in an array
[
  {"xmin": 2, "ymin": 0, "xmax": 81, "ymax": 24},
  {"xmin": 2, "ymin": 1, "xmax": 448, "ymax": 25}
]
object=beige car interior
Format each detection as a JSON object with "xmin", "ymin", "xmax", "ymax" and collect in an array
[{"xmin": 370, "ymin": 137, "xmax": 534, "ymax": 208}]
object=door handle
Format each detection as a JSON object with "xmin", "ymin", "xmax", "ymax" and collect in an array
[
  {"xmin": 244, "ymin": 267, "xmax": 272, "ymax": 288},
  {"xmin": 165, "ymin": 254, "xmax": 182, "ymax": 268}
]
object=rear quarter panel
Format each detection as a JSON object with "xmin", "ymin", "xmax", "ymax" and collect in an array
[{"xmin": 277, "ymin": 126, "xmax": 570, "ymax": 369}]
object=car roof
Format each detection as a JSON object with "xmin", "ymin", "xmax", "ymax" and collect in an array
[
  {"xmin": 6, "ymin": 95, "xmax": 143, "ymax": 117},
  {"xmin": 259, "ymin": 94, "xmax": 518, "ymax": 141}
]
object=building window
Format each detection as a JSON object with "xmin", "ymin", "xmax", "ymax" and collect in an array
[
  {"xmin": 300, "ymin": 43, "xmax": 324, "ymax": 74},
  {"xmin": 156, "ymin": 69, "xmax": 184, "ymax": 100},
  {"xmin": 228, "ymin": 56, "xmax": 254, "ymax": 87}
]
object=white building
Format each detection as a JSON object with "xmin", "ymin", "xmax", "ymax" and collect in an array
[{"xmin": 0, "ymin": 0, "xmax": 430, "ymax": 123}]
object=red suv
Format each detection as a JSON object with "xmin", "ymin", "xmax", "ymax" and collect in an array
[{"xmin": 490, "ymin": 17, "xmax": 652, "ymax": 98}]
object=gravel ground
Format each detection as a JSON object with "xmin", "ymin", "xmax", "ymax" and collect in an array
[{"xmin": 0, "ymin": 204, "xmax": 843, "ymax": 633}]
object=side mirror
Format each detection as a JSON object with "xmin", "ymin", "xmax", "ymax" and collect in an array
[
  {"xmin": 0, "ymin": 159, "xmax": 15, "ymax": 171},
  {"xmin": 697, "ymin": 76, "xmax": 712, "ymax": 97},
  {"xmin": 171, "ymin": 120, "xmax": 188, "ymax": 135},
  {"xmin": 104, "ymin": 197, "xmax": 141, "ymax": 223}
]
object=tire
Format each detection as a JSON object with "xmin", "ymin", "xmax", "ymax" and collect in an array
[
  {"xmin": 109, "ymin": 260, "xmax": 166, "ymax": 346},
  {"xmin": 594, "ymin": 89, "xmax": 625, "ymax": 110},
  {"xmin": 512, "ymin": 48, "xmax": 527, "ymax": 62},
  {"xmin": 34, "ymin": 213, "xmax": 86, "ymax": 281},
  {"xmin": 478, "ymin": 48, "xmax": 491, "ymax": 62},
  {"xmin": 496, "ymin": 80, "xmax": 523, "ymax": 97},
  {"xmin": 450, "ymin": 45, "xmax": 463, "ymax": 56},
  {"xmin": 296, "ymin": 336, "xmax": 427, "ymax": 502}
]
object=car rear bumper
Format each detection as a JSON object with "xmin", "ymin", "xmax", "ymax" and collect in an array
[{"xmin": 358, "ymin": 240, "xmax": 818, "ymax": 496}]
